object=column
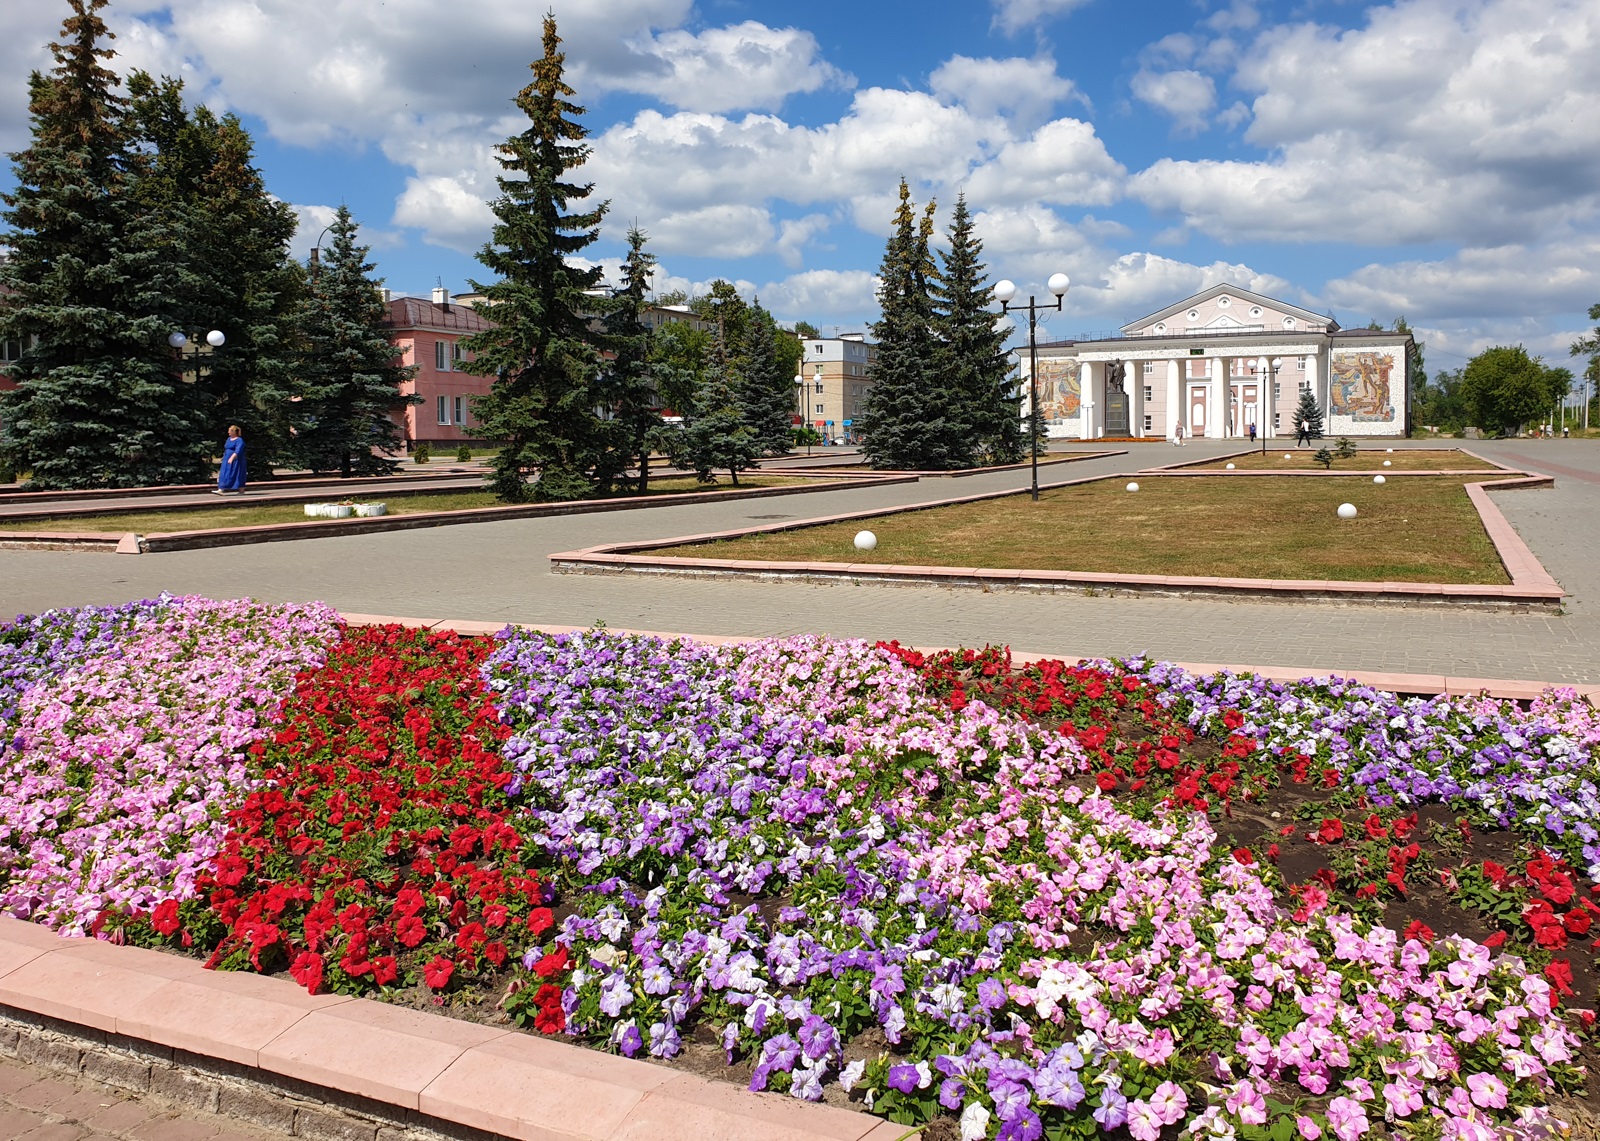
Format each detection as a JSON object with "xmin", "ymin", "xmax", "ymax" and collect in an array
[
  {"xmin": 1080, "ymin": 360, "xmax": 1100, "ymax": 439},
  {"xmin": 1207, "ymin": 358, "xmax": 1224, "ymax": 438},
  {"xmin": 1165, "ymin": 359, "xmax": 1181, "ymax": 440},
  {"xmin": 1130, "ymin": 362, "xmax": 1145, "ymax": 437}
]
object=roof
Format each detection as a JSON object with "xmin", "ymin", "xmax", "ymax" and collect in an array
[
  {"xmin": 384, "ymin": 296, "xmax": 494, "ymax": 334},
  {"xmin": 1121, "ymin": 283, "xmax": 1337, "ymax": 335}
]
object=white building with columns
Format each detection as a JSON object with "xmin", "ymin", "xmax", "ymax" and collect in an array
[{"xmin": 1020, "ymin": 283, "xmax": 1415, "ymax": 441}]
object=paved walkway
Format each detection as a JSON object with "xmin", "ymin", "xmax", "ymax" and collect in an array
[
  {"xmin": 0, "ymin": 1055, "xmax": 278, "ymax": 1141},
  {"xmin": 1, "ymin": 439, "xmax": 1596, "ymax": 684}
]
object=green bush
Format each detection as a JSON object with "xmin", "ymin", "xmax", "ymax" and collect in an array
[
  {"xmin": 456, "ymin": 443, "xmax": 473, "ymax": 462},
  {"xmin": 1313, "ymin": 447, "xmax": 1335, "ymax": 470},
  {"xmin": 1334, "ymin": 436, "xmax": 1357, "ymax": 460},
  {"xmin": 413, "ymin": 442, "xmax": 431, "ymax": 464}
]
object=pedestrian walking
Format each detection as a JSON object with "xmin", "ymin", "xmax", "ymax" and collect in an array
[
  {"xmin": 1173, "ymin": 422, "xmax": 1184, "ymax": 446},
  {"xmin": 1248, "ymin": 422, "xmax": 1257, "ymax": 443},
  {"xmin": 1295, "ymin": 421, "xmax": 1310, "ymax": 446},
  {"xmin": 216, "ymin": 425, "xmax": 247, "ymax": 494}
]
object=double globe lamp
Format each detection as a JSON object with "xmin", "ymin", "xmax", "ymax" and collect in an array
[{"xmin": 992, "ymin": 273, "xmax": 1069, "ymax": 501}]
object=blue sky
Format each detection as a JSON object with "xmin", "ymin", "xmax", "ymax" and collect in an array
[{"xmin": 3, "ymin": 0, "xmax": 1598, "ymax": 376}]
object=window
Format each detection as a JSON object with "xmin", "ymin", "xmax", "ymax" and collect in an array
[
  {"xmin": 434, "ymin": 341, "xmax": 450, "ymax": 371},
  {"xmin": 454, "ymin": 396, "xmax": 466, "ymax": 425},
  {"xmin": 453, "ymin": 342, "xmax": 468, "ymax": 365},
  {"xmin": 1274, "ymin": 412, "xmax": 1281, "ymax": 429},
  {"xmin": 815, "ymin": 403, "xmax": 824, "ymax": 414},
  {"xmin": 1142, "ymin": 361, "xmax": 1154, "ymax": 375},
  {"xmin": 0, "ymin": 339, "xmax": 20, "ymax": 363},
  {"xmin": 436, "ymin": 396, "xmax": 449, "ymax": 424},
  {"xmin": 1143, "ymin": 414, "xmax": 1153, "ymax": 432},
  {"xmin": 815, "ymin": 381, "xmax": 824, "ymax": 393},
  {"xmin": 1300, "ymin": 379, "xmax": 1311, "ymax": 393},
  {"xmin": 1143, "ymin": 386, "xmax": 1153, "ymax": 402},
  {"xmin": 1273, "ymin": 382, "xmax": 1281, "ymax": 399},
  {"xmin": 1297, "ymin": 357, "xmax": 1307, "ymax": 370}
]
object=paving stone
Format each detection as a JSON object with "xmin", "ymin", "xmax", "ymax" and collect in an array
[
  {"xmin": 18, "ymin": 1123, "xmax": 89, "ymax": 1141},
  {"xmin": 12, "ymin": 1075, "xmax": 80, "ymax": 1111},
  {"xmin": 80, "ymin": 1099, "xmax": 159, "ymax": 1134},
  {"xmin": 128, "ymin": 1116, "xmax": 224, "ymax": 1141}
]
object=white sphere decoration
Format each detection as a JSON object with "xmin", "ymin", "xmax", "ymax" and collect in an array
[
  {"xmin": 1374, "ymin": 475, "xmax": 1386, "ymax": 484},
  {"xmin": 1386, "ymin": 448, "xmax": 1394, "ymax": 453},
  {"xmin": 1382, "ymin": 460, "xmax": 1391, "ymax": 467},
  {"xmin": 853, "ymin": 530, "xmax": 878, "ymax": 551},
  {"xmin": 1225, "ymin": 463, "xmax": 1235, "ymax": 470},
  {"xmin": 167, "ymin": 331, "xmax": 188, "ymax": 348},
  {"xmin": 1337, "ymin": 503, "xmax": 1358, "ymax": 519},
  {"xmin": 1284, "ymin": 453, "xmax": 1292, "ymax": 460},
  {"xmin": 206, "ymin": 329, "xmax": 226, "ymax": 347},
  {"xmin": 1047, "ymin": 272, "xmax": 1071, "ymax": 296},
  {"xmin": 1126, "ymin": 482, "xmax": 1140, "ymax": 492}
]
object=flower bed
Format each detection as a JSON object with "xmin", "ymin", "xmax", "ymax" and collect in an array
[
  {"xmin": 0, "ymin": 596, "xmax": 339, "ymax": 933},
  {"xmin": 1, "ymin": 602, "xmax": 1595, "ymax": 1141}
]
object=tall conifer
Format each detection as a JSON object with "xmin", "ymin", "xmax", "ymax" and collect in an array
[
  {"xmin": 670, "ymin": 324, "xmax": 759, "ymax": 486},
  {"xmin": 289, "ymin": 205, "xmax": 416, "ymax": 476},
  {"xmin": 933, "ymin": 194, "xmax": 1020, "ymax": 465},
  {"xmin": 0, "ymin": 1, "xmax": 209, "ymax": 488},
  {"xmin": 856, "ymin": 181, "xmax": 962, "ymax": 469},
  {"xmin": 737, "ymin": 301, "xmax": 794, "ymax": 456},
  {"xmin": 463, "ymin": 15, "xmax": 607, "ymax": 502},
  {"xmin": 125, "ymin": 73, "xmax": 302, "ymax": 469},
  {"xmin": 595, "ymin": 227, "xmax": 663, "ymax": 494}
]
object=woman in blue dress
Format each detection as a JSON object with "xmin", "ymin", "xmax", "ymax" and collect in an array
[{"xmin": 216, "ymin": 425, "xmax": 247, "ymax": 493}]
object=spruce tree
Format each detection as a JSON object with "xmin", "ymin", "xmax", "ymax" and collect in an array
[
  {"xmin": 737, "ymin": 301, "xmax": 795, "ymax": 456},
  {"xmin": 856, "ymin": 180, "xmax": 961, "ymax": 469},
  {"xmin": 288, "ymin": 205, "xmax": 417, "ymax": 476},
  {"xmin": 125, "ymin": 76, "xmax": 302, "ymax": 469},
  {"xmin": 1292, "ymin": 388, "xmax": 1324, "ymax": 438},
  {"xmin": 0, "ymin": 1, "xmax": 210, "ymax": 488},
  {"xmin": 933, "ymin": 193, "xmax": 1019, "ymax": 465},
  {"xmin": 669, "ymin": 328, "xmax": 759, "ymax": 486},
  {"xmin": 462, "ymin": 14, "xmax": 607, "ymax": 503},
  {"xmin": 594, "ymin": 226, "xmax": 663, "ymax": 495}
]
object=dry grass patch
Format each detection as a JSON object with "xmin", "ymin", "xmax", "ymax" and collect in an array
[
  {"xmin": 0, "ymin": 475, "xmax": 807, "ymax": 534},
  {"xmin": 658, "ymin": 475, "xmax": 1512, "ymax": 584},
  {"xmin": 1189, "ymin": 448, "xmax": 1495, "ymax": 472}
]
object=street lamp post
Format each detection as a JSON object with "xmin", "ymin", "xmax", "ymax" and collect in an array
[
  {"xmin": 794, "ymin": 374, "xmax": 811, "ymax": 457},
  {"xmin": 1250, "ymin": 357, "xmax": 1281, "ymax": 454},
  {"xmin": 168, "ymin": 329, "xmax": 226, "ymax": 381},
  {"xmin": 994, "ymin": 273, "xmax": 1069, "ymax": 502}
]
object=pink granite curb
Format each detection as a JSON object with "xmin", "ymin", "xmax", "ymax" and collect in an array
[
  {"xmin": 0, "ymin": 476, "xmax": 911, "ymax": 555},
  {"xmin": 775, "ymin": 450, "xmax": 1124, "ymax": 479},
  {"xmin": 544, "ymin": 469, "xmax": 1563, "ymax": 612},
  {"xmin": 0, "ymin": 917, "xmax": 912, "ymax": 1141},
  {"xmin": 338, "ymin": 613, "xmax": 1599, "ymax": 702}
]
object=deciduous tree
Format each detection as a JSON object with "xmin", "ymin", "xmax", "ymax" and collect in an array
[{"xmin": 1460, "ymin": 345, "xmax": 1569, "ymax": 435}]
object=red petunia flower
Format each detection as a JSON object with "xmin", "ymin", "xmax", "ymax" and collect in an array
[
  {"xmin": 533, "ymin": 945, "xmax": 569, "ymax": 978},
  {"xmin": 1231, "ymin": 848, "xmax": 1254, "ymax": 865},
  {"xmin": 151, "ymin": 899, "xmax": 182, "ymax": 937},
  {"xmin": 290, "ymin": 951, "xmax": 324, "ymax": 994},
  {"xmin": 1315, "ymin": 818, "xmax": 1344, "ymax": 844},
  {"xmin": 423, "ymin": 955, "xmax": 454, "ymax": 990},
  {"xmin": 1483, "ymin": 931, "xmax": 1508, "ymax": 947},
  {"xmin": 527, "ymin": 907, "xmax": 553, "ymax": 936},
  {"xmin": 1403, "ymin": 920, "xmax": 1434, "ymax": 944}
]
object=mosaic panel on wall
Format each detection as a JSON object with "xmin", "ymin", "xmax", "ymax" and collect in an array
[
  {"xmin": 1330, "ymin": 350, "xmax": 1399, "ymax": 424},
  {"xmin": 1035, "ymin": 359, "xmax": 1081, "ymax": 423}
]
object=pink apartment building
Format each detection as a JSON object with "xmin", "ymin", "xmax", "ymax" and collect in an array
[{"xmin": 384, "ymin": 288, "xmax": 494, "ymax": 449}]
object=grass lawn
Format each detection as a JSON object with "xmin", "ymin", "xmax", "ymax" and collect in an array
[
  {"xmin": 1187, "ymin": 448, "xmax": 1495, "ymax": 471},
  {"xmin": 657, "ymin": 474, "xmax": 1512, "ymax": 584},
  {"xmin": 0, "ymin": 475, "xmax": 807, "ymax": 534}
]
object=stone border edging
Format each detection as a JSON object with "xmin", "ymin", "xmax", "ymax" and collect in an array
[
  {"xmin": 1138, "ymin": 445, "xmax": 1525, "ymax": 476},
  {"xmin": 0, "ymin": 918, "xmax": 911, "ymax": 1141},
  {"xmin": 775, "ymin": 450, "xmax": 1124, "ymax": 479},
  {"xmin": 0, "ymin": 468, "xmax": 490, "ymax": 507},
  {"xmin": 544, "ymin": 471, "xmax": 1563, "ymax": 612},
  {"xmin": 338, "ymin": 613, "xmax": 1600, "ymax": 703},
  {"xmin": 0, "ymin": 477, "xmax": 914, "ymax": 556}
]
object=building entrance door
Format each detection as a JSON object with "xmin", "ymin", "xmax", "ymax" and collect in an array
[{"xmin": 1189, "ymin": 387, "xmax": 1207, "ymax": 437}]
